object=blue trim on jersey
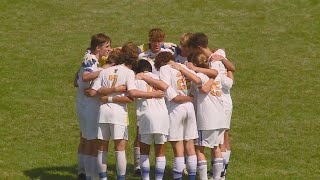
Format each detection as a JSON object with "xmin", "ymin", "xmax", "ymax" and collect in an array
[{"xmin": 84, "ymin": 68, "xmax": 93, "ymax": 73}]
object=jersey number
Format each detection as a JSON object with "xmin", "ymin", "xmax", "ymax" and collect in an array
[
  {"xmin": 210, "ymin": 81, "xmax": 222, "ymax": 97},
  {"xmin": 109, "ymin": 75, "xmax": 118, "ymax": 88},
  {"xmin": 176, "ymin": 72, "xmax": 187, "ymax": 90}
]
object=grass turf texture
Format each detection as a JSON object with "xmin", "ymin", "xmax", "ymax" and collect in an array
[{"xmin": 1, "ymin": 0, "xmax": 320, "ymax": 179}]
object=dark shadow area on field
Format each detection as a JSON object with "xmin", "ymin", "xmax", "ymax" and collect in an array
[
  {"xmin": 23, "ymin": 165, "xmax": 78, "ymax": 180},
  {"xmin": 23, "ymin": 164, "xmax": 174, "ymax": 180}
]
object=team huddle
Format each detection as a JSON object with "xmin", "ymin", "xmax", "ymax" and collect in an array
[{"xmin": 74, "ymin": 28, "xmax": 235, "ymax": 180}]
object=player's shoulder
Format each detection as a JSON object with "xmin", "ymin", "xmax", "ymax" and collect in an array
[
  {"xmin": 146, "ymin": 72, "xmax": 160, "ymax": 79},
  {"xmin": 213, "ymin": 49, "xmax": 226, "ymax": 58}
]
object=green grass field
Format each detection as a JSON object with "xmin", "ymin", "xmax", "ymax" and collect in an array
[{"xmin": 1, "ymin": 0, "xmax": 320, "ymax": 179}]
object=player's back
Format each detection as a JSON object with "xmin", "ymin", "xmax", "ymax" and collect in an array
[
  {"xmin": 135, "ymin": 72, "xmax": 169, "ymax": 134},
  {"xmin": 194, "ymin": 73, "xmax": 228, "ymax": 130},
  {"xmin": 96, "ymin": 65, "xmax": 135, "ymax": 126},
  {"xmin": 159, "ymin": 64, "xmax": 193, "ymax": 109}
]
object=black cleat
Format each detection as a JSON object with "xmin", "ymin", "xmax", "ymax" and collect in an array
[
  {"xmin": 77, "ymin": 173, "xmax": 86, "ymax": 180},
  {"xmin": 134, "ymin": 168, "xmax": 141, "ymax": 176}
]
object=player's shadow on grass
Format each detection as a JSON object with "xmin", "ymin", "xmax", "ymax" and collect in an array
[
  {"xmin": 23, "ymin": 164, "xmax": 174, "ymax": 180},
  {"xmin": 23, "ymin": 165, "xmax": 78, "ymax": 180}
]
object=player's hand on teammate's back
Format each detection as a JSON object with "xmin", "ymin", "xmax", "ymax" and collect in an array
[
  {"xmin": 209, "ymin": 54, "xmax": 225, "ymax": 62},
  {"xmin": 170, "ymin": 63, "xmax": 183, "ymax": 71},
  {"xmin": 186, "ymin": 62, "xmax": 196, "ymax": 71},
  {"xmin": 115, "ymin": 84, "xmax": 126, "ymax": 92},
  {"xmin": 135, "ymin": 73, "xmax": 145, "ymax": 80},
  {"xmin": 153, "ymin": 90, "xmax": 164, "ymax": 98},
  {"xmin": 100, "ymin": 96, "xmax": 109, "ymax": 103}
]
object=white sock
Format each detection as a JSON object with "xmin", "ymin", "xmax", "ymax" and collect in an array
[
  {"xmin": 225, "ymin": 150, "xmax": 231, "ymax": 164},
  {"xmin": 78, "ymin": 153, "xmax": 85, "ymax": 175},
  {"xmin": 155, "ymin": 156, "xmax": 166, "ymax": 180},
  {"xmin": 97, "ymin": 151, "xmax": 107, "ymax": 180},
  {"xmin": 213, "ymin": 158, "xmax": 224, "ymax": 180},
  {"xmin": 134, "ymin": 147, "xmax": 141, "ymax": 170},
  {"xmin": 173, "ymin": 157, "xmax": 184, "ymax": 179},
  {"xmin": 186, "ymin": 155, "xmax": 197, "ymax": 178},
  {"xmin": 221, "ymin": 151, "xmax": 227, "ymax": 173},
  {"xmin": 115, "ymin": 151, "xmax": 126, "ymax": 179},
  {"xmin": 197, "ymin": 160, "xmax": 207, "ymax": 180},
  {"xmin": 140, "ymin": 155, "xmax": 150, "ymax": 180}
]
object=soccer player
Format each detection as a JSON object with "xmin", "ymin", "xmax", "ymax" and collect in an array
[
  {"xmin": 153, "ymin": 52, "xmax": 199, "ymax": 180},
  {"xmin": 75, "ymin": 33, "xmax": 112, "ymax": 179},
  {"xmin": 186, "ymin": 33, "xmax": 235, "ymax": 179},
  {"xmin": 189, "ymin": 52, "xmax": 230, "ymax": 180},
  {"xmin": 120, "ymin": 42, "xmax": 142, "ymax": 175},
  {"xmin": 130, "ymin": 60, "xmax": 170, "ymax": 180},
  {"xmin": 88, "ymin": 52, "xmax": 163, "ymax": 180},
  {"xmin": 138, "ymin": 28, "xmax": 174, "ymax": 74}
]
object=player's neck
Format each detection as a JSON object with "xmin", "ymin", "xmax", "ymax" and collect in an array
[{"xmin": 90, "ymin": 49, "xmax": 100, "ymax": 60}]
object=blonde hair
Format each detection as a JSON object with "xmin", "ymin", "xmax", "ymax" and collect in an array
[
  {"xmin": 180, "ymin": 32, "xmax": 193, "ymax": 47},
  {"xmin": 188, "ymin": 52, "xmax": 209, "ymax": 68}
]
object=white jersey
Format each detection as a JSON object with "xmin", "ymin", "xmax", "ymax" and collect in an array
[
  {"xmin": 138, "ymin": 48, "xmax": 174, "ymax": 75},
  {"xmin": 210, "ymin": 49, "xmax": 233, "ymax": 111},
  {"xmin": 92, "ymin": 65, "xmax": 136, "ymax": 126},
  {"xmin": 159, "ymin": 64, "xmax": 194, "ymax": 109},
  {"xmin": 134, "ymin": 72, "xmax": 169, "ymax": 135},
  {"xmin": 76, "ymin": 50, "xmax": 100, "ymax": 107},
  {"xmin": 192, "ymin": 73, "xmax": 228, "ymax": 130}
]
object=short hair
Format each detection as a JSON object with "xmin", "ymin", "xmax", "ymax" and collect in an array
[
  {"xmin": 105, "ymin": 49, "xmax": 121, "ymax": 65},
  {"xmin": 149, "ymin": 28, "xmax": 165, "ymax": 42},
  {"xmin": 180, "ymin": 32, "xmax": 193, "ymax": 47},
  {"xmin": 188, "ymin": 52, "xmax": 209, "ymax": 68},
  {"xmin": 121, "ymin": 42, "xmax": 139, "ymax": 59},
  {"xmin": 117, "ymin": 52, "xmax": 137, "ymax": 66},
  {"xmin": 187, "ymin": 32, "xmax": 208, "ymax": 48},
  {"xmin": 90, "ymin": 33, "xmax": 111, "ymax": 50},
  {"xmin": 134, "ymin": 60, "xmax": 152, "ymax": 74},
  {"xmin": 154, "ymin": 52, "xmax": 175, "ymax": 70}
]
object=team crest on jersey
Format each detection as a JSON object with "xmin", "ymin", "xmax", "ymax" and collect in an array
[{"xmin": 114, "ymin": 69, "xmax": 118, "ymax": 73}]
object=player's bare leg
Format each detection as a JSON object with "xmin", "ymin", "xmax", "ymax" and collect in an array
[
  {"xmin": 133, "ymin": 127, "xmax": 141, "ymax": 175},
  {"xmin": 114, "ymin": 139, "xmax": 127, "ymax": 180},
  {"xmin": 184, "ymin": 140, "xmax": 197, "ymax": 180},
  {"xmin": 196, "ymin": 146, "xmax": 208, "ymax": 180},
  {"xmin": 95, "ymin": 139, "xmax": 109, "ymax": 180}
]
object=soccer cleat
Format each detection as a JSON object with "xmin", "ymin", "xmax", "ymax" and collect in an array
[
  {"xmin": 134, "ymin": 167, "xmax": 141, "ymax": 176},
  {"xmin": 182, "ymin": 168, "xmax": 188, "ymax": 176},
  {"xmin": 77, "ymin": 173, "xmax": 86, "ymax": 180}
]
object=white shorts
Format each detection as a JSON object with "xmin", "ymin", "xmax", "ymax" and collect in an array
[
  {"xmin": 97, "ymin": 123, "xmax": 128, "ymax": 141},
  {"xmin": 196, "ymin": 129, "xmax": 225, "ymax": 148},
  {"xmin": 83, "ymin": 104, "xmax": 100, "ymax": 140},
  {"xmin": 140, "ymin": 134, "xmax": 167, "ymax": 145},
  {"xmin": 168, "ymin": 103, "xmax": 198, "ymax": 141},
  {"xmin": 226, "ymin": 110, "xmax": 232, "ymax": 129},
  {"xmin": 76, "ymin": 103, "xmax": 87, "ymax": 139}
]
